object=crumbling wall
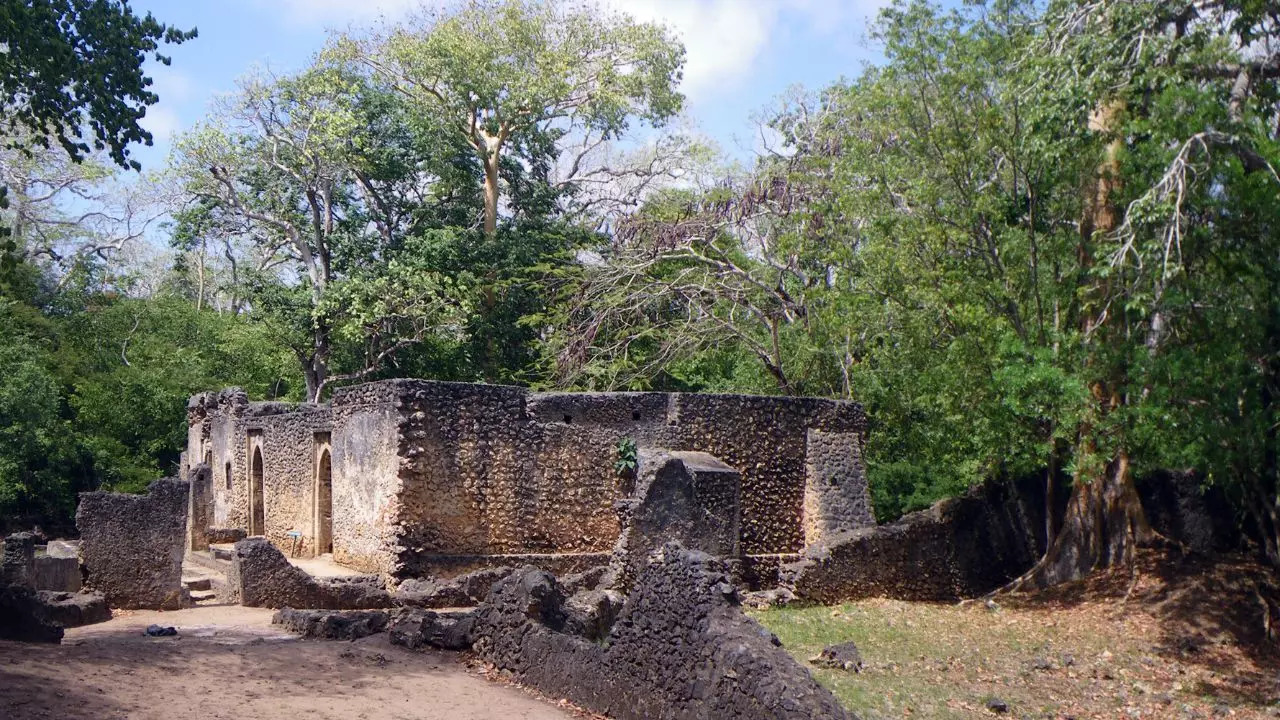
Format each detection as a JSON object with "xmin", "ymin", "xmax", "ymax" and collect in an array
[
  {"xmin": 609, "ymin": 450, "xmax": 741, "ymax": 590},
  {"xmin": 473, "ymin": 544, "xmax": 853, "ymax": 720},
  {"xmin": 785, "ymin": 475, "xmax": 1052, "ymax": 602},
  {"xmin": 526, "ymin": 391, "xmax": 872, "ymax": 556},
  {"xmin": 255, "ymin": 404, "xmax": 332, "ymax": 555},
  {"xmin": 232, "ymin": 537, "xmax": 391, "ymax": 609},
  {"xmin": 77, "ymin": 477, "xmax": 190, "ymax": 610}
]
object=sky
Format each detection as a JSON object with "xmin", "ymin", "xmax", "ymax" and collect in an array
[{"xmin": 127, "ymin": 0, "xmax": 896, "ymax": 171}]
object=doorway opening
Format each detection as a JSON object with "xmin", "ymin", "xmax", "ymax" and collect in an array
[
  {"xmin": 250, "ymin": 445, "xmax": 265, "ymax": 536},
  {"xmin": 314, "ymin": 445, "xmax": 332, "ymax": 556}
]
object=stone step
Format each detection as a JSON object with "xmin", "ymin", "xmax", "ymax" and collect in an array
[
  {"xmin": 182, "ymin": 577, "xmax": 212, "ymax": 591},
  {"xmin": 189, "ymin": 589, "xmax": 218, "ymax": 603},
  {"xmin": 209, "ymin": 543, "xmax": 236, "ymax": 562},
  {"xmin": 184, "ymin": 549, "xmax": 232, "ymax": 575}
]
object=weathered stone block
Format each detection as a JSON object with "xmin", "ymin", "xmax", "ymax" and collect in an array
[
  {"xmin": 473, "ymin": 544, "xmax": 855, "ymax": 720},
  {"xmin": 77, "ymin": 478, "xmax": 190, "ymax": 610},
  {"xmin": 36, "ymin": 590, "xmax": 111, "ymax": 628},
  {"xmin": 271, "ymin": 608, "xmax": 389, "ymax": 640}
]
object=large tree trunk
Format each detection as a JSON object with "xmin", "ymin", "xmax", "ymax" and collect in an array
[
  {"xmin": 482, "ymin": 153, "xmax": 499, "ymax": 237},
  {"xmin": 1011, "ymin": 99, "xmax": 1160, "ymax": 590},
  {"xmin": 303, "ymin": 328, "xmax": 330, "ymax": 403}
]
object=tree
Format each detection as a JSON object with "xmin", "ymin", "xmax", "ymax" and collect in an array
[
  {"xmin": 0, "ymin": 0, "xmax": 194, "ymax": 271},
  {"xmin": 552, "ymin": 0, "xmax": 1280, "ymax": 585},
  {"xmin": 0, "ymin": 0, "xmax": 195, "ymax": 169},
  {"xmin": 173, "ymin": 66, "xmax": 466, "ymax": 400},
  {"xmin": 336, "ymin": 0, "xmax": 686, "ymax": 236}
]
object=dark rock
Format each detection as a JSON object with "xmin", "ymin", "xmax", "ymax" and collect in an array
[
  {"xmin": 387, "ymin": 607, "xmax": 476, "ymax": 651},
  {"xmin": 272, "ymin": 608, "xmax": 389, "ymax": 640},
  {"xmin": 394, "ymin": 566, "xmax": 514, "ymax": 609},
  {"xmin": 811, "ymin": 642, "xmax": 863, "ymax": 672},
  {"xmin": 0, "ymin": 584, "xmax": 63, "ymax": 643},
  {"xmin": 1030, "ymin": 656, "xmax": 1053, "ymax": 671},
  {"xmin": 37, "ymin": 590, "xmax": 111, "ymax": 627},
  {"xmin": 985, "ymin": 697, "xmax": 1009, "ymax": 714},
  {"xmin": 472, "ymin": 543, "xmax": 854, "ymax": 720},
  {"xmin": 560, "ymin": 565, "xmax": 609, "ymax": 595},
  {"xmin": 144, "ymin": 624, "xmax": 177, "ymax": 637},
  {"xmin": 564, "ymin": 588, "xmax": 623, "ymax": 641}
]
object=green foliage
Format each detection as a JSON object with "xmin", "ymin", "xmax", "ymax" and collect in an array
[
  {"xmin": 0, "ymin": 0, "xmax": 196, "ymax": 170},
  {"xmin": 614, "ymin": 436, "xmax": 638, "ymax": 476}
]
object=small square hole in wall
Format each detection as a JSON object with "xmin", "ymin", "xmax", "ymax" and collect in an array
[
  {"xmin": 563, "ymin": 414, "xmax": 573, "ymax": 424},
  {"xmin": 632, "ymin": 410, "xmax": 642, "ymax": 421}
]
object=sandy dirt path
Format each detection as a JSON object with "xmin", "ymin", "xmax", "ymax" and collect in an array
[{"xmin": 0, "ymin": 605, "xmax": 577, "ymax": 720}]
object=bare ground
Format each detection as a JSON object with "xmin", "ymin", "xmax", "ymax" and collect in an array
[
  {"xmin": 753, "ymin": 551, "xmax": 1280, "ymax": 719},
  {"xmin": 0, "ymin": 605, "xmax": 578, "ymax": 720}
]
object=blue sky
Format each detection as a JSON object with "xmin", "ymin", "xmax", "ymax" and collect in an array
[{"xmin": 128, "ymin": 0, "xmax": 897, "ymax": 171}]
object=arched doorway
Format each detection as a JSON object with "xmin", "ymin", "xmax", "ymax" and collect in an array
[
  {"xmin": 250, "ymin": 446, "xmax": 265, "ymax": 536},
  {"xmin": 314, "ymin": 448, "xmax": 332, "ymax": 556}
]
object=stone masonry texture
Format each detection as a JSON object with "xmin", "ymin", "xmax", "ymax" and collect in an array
[
  {"xmin": 472, "ymin": 543, "xmax": 855, "ymax": 720},
  {"xmin": 186, "ymin": 380, "xmax": 873, "ymax": 584},
  {"xmin": 77, "ymin": 477, "xmax": 190, "ymax": 610}
]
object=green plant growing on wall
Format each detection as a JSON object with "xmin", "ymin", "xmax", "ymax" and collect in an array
[{"xmin": 614, "ymin": 436, "xmax": 638, "ymax": 477}]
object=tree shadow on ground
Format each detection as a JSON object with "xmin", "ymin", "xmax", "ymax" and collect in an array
[
  {"xmin": 0, "ymin": 628, "xmax": 476, "ymax": 720},
  {"xmin": 1003, "ymin": 550, "xmax": 1280, "ymax": 707}
]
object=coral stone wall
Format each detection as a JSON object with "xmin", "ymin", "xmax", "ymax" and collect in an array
[
  {"xmin": 77, "ymin": 478, "xmax": 190, "ymax": 610},
  {"xmin": 188, "ymin": 381, "xmax": 872, "ymax": 580},
  {"xmin": 188, "ymin": 389, "xmax": 250, "ymax": 530},
  {"xmin": 330, "ymin": 382, "xmax": 404, "ymax": 574},
  {"xmin": 527, "ymin": 391, "xmax": 870, "ymax": 555},
  {"xmin": 253, "ymin": 404, "xmax": 332, "ymax": 556}
]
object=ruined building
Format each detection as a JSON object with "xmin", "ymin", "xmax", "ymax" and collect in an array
[{"xmin": 184, "ymin": 379, "xmax": 873, "ymax": 584}]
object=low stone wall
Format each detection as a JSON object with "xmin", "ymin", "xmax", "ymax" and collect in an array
[
  {"xmin": 233, "ymin": 537, "xmax": 391, "ymax": 609},
  {"xmin": 784, "ymin": 475, "xmax": 1050, "ymax": 603},
  {"xmin": 77, "ymin": 477, "xmax": 190, "ymax": 610},
  {"xmin": 473, "ymin": 544, "xmax": 854, "ymax": 720},
  {"xmin": 272, "ymin": 608, "xmax": 389, "ymax": 639},
  {"xmin": 1137, "ymin": 470, "xmax": 1240, "ymax": 554}
]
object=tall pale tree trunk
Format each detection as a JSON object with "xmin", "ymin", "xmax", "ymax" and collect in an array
[
  {"xmin": 1015, "ymin": 100, "xmax": 1159, "ymax": 589},
  {"xmin": 482, "ymin": 154, "xmax": 499, "ymax": 237}
]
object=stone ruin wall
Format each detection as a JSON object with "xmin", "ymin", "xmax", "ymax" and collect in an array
[
  {"xmin": 330, "ymin": 382, "xmax": 409, "ymax": 574},
  {"xmin": 254, "ymin": 404, "xmax": 333, "ymax": 556},
  {"xmin": 187, "ymin": 380, "xmax": 874, "ymax": 583}
]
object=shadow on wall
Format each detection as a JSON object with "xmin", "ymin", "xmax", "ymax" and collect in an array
[
  {"xmin": 785, "ymin": 469, "xmax": 1243, "ymax": 604},
  {"xmin": 77, "ymin": 478, "xmax": 190, "ymax": 610}
]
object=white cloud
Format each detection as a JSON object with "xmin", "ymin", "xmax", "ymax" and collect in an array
[
  {"xmin": 141, "ymin": 105, "xmax": 183, "ymax": 142},
  {"xmin": 259, "ymin": 0, "xmax": 888, "ymax": 101},
  {"xmin": 599, "ymin": 0, "xmax": 888, "ymax": 102}
]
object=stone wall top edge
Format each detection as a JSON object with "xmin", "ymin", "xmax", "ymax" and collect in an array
[{"xmin": 331, "ymin": 378, "xmax": 531, "ymax": 404}]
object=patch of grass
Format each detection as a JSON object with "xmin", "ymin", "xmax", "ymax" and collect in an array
[{"xmin": 751, "ymin": 583, "xmax": 1277, "ymax": 720}]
